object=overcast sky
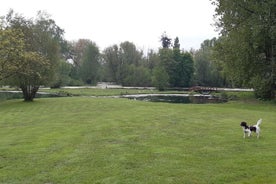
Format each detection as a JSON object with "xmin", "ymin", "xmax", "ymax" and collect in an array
[{"xmin": 0, "ymin": 0, "xmax": 218, "ymax": 51}]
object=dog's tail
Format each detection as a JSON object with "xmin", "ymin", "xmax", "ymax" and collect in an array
[{"xmin": 256, "ymin": 118, "xmax": 262, "ymax": 126}]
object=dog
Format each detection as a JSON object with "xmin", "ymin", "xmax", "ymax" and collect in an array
[{"xmin": 240, "ymin": 119, "xmax": 262, "ymax": 138}]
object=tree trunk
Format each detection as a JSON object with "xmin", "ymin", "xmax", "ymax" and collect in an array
[{"xmin": 20, "ymin": 85, "xmax": 39, "ymax": 102}]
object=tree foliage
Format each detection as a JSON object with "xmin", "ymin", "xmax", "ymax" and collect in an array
[
  {"xmin": 152, "ymin": 66, "xmax": 169, "ymax": 91},
  {"xmin": 172, "ymin": 38, "xmax": 194, "ymax": 87},
  {"xmin": 194, "ymin": 38, "xmax": 225, "ymax": 87},
  {"xmin": 0, "ymin": 28, "xmax": 25, "ymax": 81},
  {"xmin": 51, "ymin": 60, "xmax": 73, "ymax": 88},
  {"xmin": 160, "ymin": 32, "xmax": 172, "ymax": 49},
  {"xmin": 1, "ymin": 10, "xmax": 66, "ymax": 101},
  {"xmin": 102, "ymin": 45, "xmax": 120, "ymax": 82},
  {"xmin": 79, "ymin": 42, "xmax": 100, "ymax": 84},
  {"xmin": 16, "ymin": 52, "xmax": 51, "ymax": 101},
  {"xmin": 158, "ymin": 37, "xmax": 194, "ymax": 88},
  {"xmin": 102, "ymin": 41, "xmax": 151, "ymax": 86},
  {"xmin": 212, "ymin": 0, "xmax": 276, "ymax": 99}
]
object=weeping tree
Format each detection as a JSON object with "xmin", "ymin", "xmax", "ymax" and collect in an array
[
  {"xmin": 1, "ymin": 10, "xmax": 65, "ymax": 101},
  {"xmin": 212, "ymin": 0, "xmax": 276, "ymax": 99}
]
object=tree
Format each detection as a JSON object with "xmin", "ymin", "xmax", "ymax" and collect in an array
[
  {"xmin": 194, "ymin": 38, "xmax": 225, "ymax": 87},
  {"xmin": 79, "ymin": 42, "xmax": 100, "ymax": 84},
  {"xmin": 102, "ymin": 45, "xmax": 121, "ymax": 82},
  {"xmin": 173, "ymin": 37, "xmax": 180, "ymax": 49},
  {"xmin": 70, "ymin": 39, "xmax": 92, "ymax": 65},
  {"xmin": 159, "ymin": 47, "xmax": 176, "ymax": 86},
  {"xmin": 102, "ymin": 41, "xmax": 145, "ymax": 85},
  {"xmin": 51, "ymin": 60, "xmax": 73, "ymax": 88},
  {"xmin": 123, "ymin": 65, "xmax": 151, "ymax": 87},
  {"xmin": 172, "ymin": 37, "xmax": 194, "ymax": 87},
  {"xmin": 1, "ymin": 10, "xmax": 66, "ymax": 101},
  {"xmin": 12, "ymin": 52, "xmax": 51, "ymax": 101},
  {"xmin": 212, "ymin": 0, "xmax": 276, "ymax": 99},
  {"xmin": 152, "ymin": 66, "xmax": 169, "ymax": 91},
  {"xmin": 119, "ymin": 41, "xmax": 143, "ymax": 66},
  {"xmin": 160, "ymin": 32, "xmax": 172, "ymax": 49},
  {"xmin": 145, "ymin": 49, "xmax": 160, "ymax": 72},
  {"xmin": 159, "ymin": 36, "xmax": 194, "ymax": 87},
  {"xmin": 175, "ymin": 52, "xmax": 194, "ymax": 87},
  {"xmin": 118, "ymin": 41, "xmax": 144, "ymax": 85}
]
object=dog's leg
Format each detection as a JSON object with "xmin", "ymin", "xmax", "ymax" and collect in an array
[
  {"xmin": 257, "ymin": 128, "xmax": 260, "ymax": 139},
  {"xmin": 257, "ymin": 131, "xmax": 260, "ymax": 138},
  {"xmin": 243, "ymin": 132, "xmax": 246, "ymax": 138}
]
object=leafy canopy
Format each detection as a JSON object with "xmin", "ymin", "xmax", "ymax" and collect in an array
[
  {"xmin": 212, "ymin": 0, "xmax": 276, "ymax": 99},
  {"xmin": 0, "ymin": 10, "xmax": 66, "ymax": 101}
]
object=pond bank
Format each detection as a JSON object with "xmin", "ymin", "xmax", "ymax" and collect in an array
[{"xmin": 120, "ymin": 94, "xmax": 226, "ymax": 104}]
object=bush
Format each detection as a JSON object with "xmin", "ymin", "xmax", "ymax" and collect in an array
[
  {"xmin": 251, "ymin": 76, "xmax": 275, "ymax": 100},
  {"xmin": 152, "ymin": 66, "xmax": 169, "ymax": 91}
]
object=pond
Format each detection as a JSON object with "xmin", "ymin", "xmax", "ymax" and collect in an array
[{"xmin": 122, "ymin": 94, "xmax": 226, "ymax": 104}]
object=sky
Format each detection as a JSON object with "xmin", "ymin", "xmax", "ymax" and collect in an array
[{"xmin": 0, "ymin": 0, "xmax": 219, "ymax": 51}]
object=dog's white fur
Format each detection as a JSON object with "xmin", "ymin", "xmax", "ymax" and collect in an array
[{"xmin": 240, "ymin": 118, "xmax": 262, "ymax": 138}]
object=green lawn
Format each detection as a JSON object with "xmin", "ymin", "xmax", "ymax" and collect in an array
[{"xmin": 0, "ymin": 97, "xmax": 275, "ymax": 183}]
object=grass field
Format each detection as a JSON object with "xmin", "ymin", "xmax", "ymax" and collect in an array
[{"xmin": 0, "ymin": 96, "xmax": 275, "ymax": 183}]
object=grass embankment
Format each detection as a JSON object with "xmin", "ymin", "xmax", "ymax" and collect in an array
[
  {"xmin": 39, "ymin": 87, "xmax": 185, "ymax": 97},
  {"xmin": 0, "ymin": 97, "xmax": 275, "ymax": 183},
  {"xmin": 0, "ymin": 87, "xmax": 183, "ymax": 101}
]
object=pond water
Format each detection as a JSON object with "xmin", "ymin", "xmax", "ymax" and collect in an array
[{"xmin": 122, "ymin": 94, "xmax": 226, "ymax": 104}]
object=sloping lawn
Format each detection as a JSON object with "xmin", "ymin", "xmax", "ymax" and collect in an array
[{"xmin": 0, "ymin": 97, "xmax": 275, "ymax": 183}]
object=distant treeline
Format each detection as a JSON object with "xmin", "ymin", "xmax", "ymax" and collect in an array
[{"xmin": 1, "ymin": 0, "xmax": 276, "ymax": 101}]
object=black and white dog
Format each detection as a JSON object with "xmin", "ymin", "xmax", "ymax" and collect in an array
[{"xmin": 240, "ymin": 119, "xmax": 262, "ymax": 138}]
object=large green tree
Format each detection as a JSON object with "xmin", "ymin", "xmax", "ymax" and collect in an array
[
  {"xmin": 1, "ymin": 10, "xmax": 66, "ymax": 101},
  {"xmin": 79, "ymin": 42, "xmax": 100, "ymax": 84},
  {"xmin": 15, "ymin": 52, "xmax": 51, "ymax": 101},
  {"xmin": 159, "ymin": 36, "xmax": 194, "ymax": 88},
  {"xmin": 212, "ymin": 0, "xmax": 276, "ymax": 99},
  {"xmin": 51, "ymin": 59, "xmax": 73, "ymax": 88},
  {"xmin": 102, "ymin": 45, "xmax": 120, "ymax": 82},
  {"xmin": 68, "ymin": 39, "xmax": 92, "ymax": 81},
  {"xmin": 194, "ymin": 38, "xmax": 225, "ymax": 87},
  {"xmin": 102, "ymin": 41, "xmax": 148, "ymax": 86},
  {"xmin": 159, "ymin": 46, "xmax": 175, "ymax": 86},
  {"xmin": 145, "ymin": 49, "xmax": 160, "ymax": 72},
  {"xmin": 152, "ymin": 65, "xmax": 169, "ymax": 91},
  {"xmin": 172, "ymin": 37, "xmax": 194, "ymax": 87}
]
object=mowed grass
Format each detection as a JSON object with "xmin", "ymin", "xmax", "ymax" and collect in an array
[{"xmin": 0, "ymin": 97, "xmax": 275, "ymax": 184}]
